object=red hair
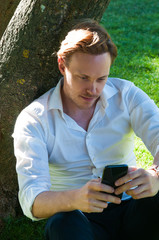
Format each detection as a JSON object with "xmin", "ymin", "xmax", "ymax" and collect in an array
[{"xmin": 57, "ymin": 19, "xmax": 117, "ymax": 66}]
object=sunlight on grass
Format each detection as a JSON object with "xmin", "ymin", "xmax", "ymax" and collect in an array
[
  {"xmin": 134, "ymin": 136, "xmax": 153, "ymax": 169},
  {"xmin": 101, "ymin": 0, "xmax": 159, "ymax": 169},
  {"xmin": 101, "ymin": 0, "xmax": 159, "ymax": 109}
]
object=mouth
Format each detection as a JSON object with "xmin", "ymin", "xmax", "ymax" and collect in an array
[{"xmin": 81, "ymin": 96, "xmax": 96, "ymax": 102}]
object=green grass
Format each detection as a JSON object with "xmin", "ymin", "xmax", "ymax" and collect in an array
[
  {"xmin": 101, "ymin": 0, "xmax": 159, "ymax": 106},
  {"xmin": 0, "ymin": 0, "xmax": 158, "ymax": 238},
  {"xmin": 0, "ymin": 216, "xmax": 46, "ymax": 240},
  {"xmin": 101, "ymin": 0, "xmax": 159, "ymax": 169}
]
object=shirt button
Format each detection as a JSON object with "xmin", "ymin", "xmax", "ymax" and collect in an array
[{"xmin": 87, "ymin": 133, "xmax": 91, "ymax": 138}]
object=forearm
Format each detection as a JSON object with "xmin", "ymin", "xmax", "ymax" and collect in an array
[
  {"xmin": 32, "ymin": 179, "xmax": 121, "ymax": 219},
  {"xmin": 32, "ymin": 190, "xmax": 77, "ymax": 219}
]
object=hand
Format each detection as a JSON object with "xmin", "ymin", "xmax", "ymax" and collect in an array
[
  {"xmin": 74, "ymin": 178, "xmax": 121, "ymax": 213},
  {"xmin": 114, "ymin": 166, "xmax": 159, "ymax": 199}
]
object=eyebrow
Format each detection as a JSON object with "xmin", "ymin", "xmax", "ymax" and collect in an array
[{"xmin": 77, "ymin": 72, "xmax": 109, "ymax": 79}]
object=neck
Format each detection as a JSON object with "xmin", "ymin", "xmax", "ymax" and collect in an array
[
  {"xmin": 61, "ymin": 88, "xmax": 96, "ymax": 131},
  {"xmin": 65, "ymin": 107, "xmax": 95, "ymax": 131}
]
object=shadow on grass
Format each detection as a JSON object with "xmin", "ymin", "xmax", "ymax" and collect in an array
[{"xmin": 0, "ymin": 216, "xmax": 47, "ymax": 240}]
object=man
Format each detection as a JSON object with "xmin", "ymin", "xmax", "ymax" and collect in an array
[{"xmin": 13, "ymin": 19, "xmax": 159, "ymax": 240}]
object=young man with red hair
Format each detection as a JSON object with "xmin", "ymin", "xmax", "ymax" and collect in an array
[{"xmin": 13, "ymin": 19, "xmax": 159, "ymax": 240}]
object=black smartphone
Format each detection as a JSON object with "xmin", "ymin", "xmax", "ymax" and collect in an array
[{"xmin": 101, "ymin": 164, "xmax": 128, "ymax": 199}]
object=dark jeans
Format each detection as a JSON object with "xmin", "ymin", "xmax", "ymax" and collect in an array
[{"xmin": 45, "ymin": 192, "xmax": 159, "ymax": 240}]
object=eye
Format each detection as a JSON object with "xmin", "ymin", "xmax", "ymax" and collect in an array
[
  {"xmin": 97, "ymin": 78, "xmax": 106, "ymax": 82},
  {"xmin": 79, "ymin": 76, "xmax": 88, "ymax": 80},
  {"xmin": 98, "ymin": 75, "xmax": 109, "ymax": 81}
]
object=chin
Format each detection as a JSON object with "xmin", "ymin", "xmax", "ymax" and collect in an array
[{"xmin": 79, "ymin": 103, "xmax": 95, "ymax": 110}]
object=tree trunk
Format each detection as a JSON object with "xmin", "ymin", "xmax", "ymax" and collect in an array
[
  {"xmin": 0, "ymin": 0, "xmax": 21, "ymax": 39},
  {"xmin": 0, "ymin": 0, "xmax": 111, "ymax": 219}
]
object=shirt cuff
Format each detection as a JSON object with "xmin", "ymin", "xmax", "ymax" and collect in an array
[{"xmin": 19, "ymin": 189, "xmax": 48, "ymax": 221}]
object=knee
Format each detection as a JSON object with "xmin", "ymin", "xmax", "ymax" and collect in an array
[
  {"xmin": 45, "ymin": 212, "xmax": 67, "ymax": 239},
  {"xmin": 45, "ymin": 210, "xmax": 93, "ymax": 240}
]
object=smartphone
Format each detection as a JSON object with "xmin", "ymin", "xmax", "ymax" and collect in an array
[{"xmin": 101, "ymin": 164, "xmax": 128, "ymax": 199}]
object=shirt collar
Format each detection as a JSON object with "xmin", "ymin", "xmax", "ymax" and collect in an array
[
  {"xmin": 48, "ymin": 77, "xmax": 118, "ymax": 111},
  {"xmin": 48, "ymin": 78, "xmax": 63, "ymax": 111},
  {"xmin": 100, "ymin": 80, "xmax": 118, "ymax": 109}
]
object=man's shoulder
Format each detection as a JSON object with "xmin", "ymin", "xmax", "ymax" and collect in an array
[{"xmin": 22, "ymin": 87, "xmax": 55, "ymax": 117}]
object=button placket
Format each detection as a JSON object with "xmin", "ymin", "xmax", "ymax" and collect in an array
[{"xmin": 86, "ymin": 132, "xmax": 97, "ymax": 166}]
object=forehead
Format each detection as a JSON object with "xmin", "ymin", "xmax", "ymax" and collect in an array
[{"xmin": 68, "ymin": 52, "xmax": 111, "ymax": 76}]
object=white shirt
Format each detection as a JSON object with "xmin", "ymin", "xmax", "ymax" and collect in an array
[{"xmin": 13, "ymin": 78, "xmax": 159, "ymax": 220}]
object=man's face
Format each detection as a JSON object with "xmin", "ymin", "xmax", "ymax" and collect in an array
[{"xmin": 59, "ymin": 52, "xmax": 111, "ymax": 110}]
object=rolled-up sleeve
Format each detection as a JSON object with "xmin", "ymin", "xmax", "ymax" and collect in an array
[
  {"xmin": 127, "ymin": 84, "xmax": 159, "ymax": 156},
  {"xmin": 13, "ymin": 109, "xmax": 51, "ymax": 221}
]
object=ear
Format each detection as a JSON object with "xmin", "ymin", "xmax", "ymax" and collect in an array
[{"xmin": 58, "ymin": 57, "xmax": 66, "ymax": 75}]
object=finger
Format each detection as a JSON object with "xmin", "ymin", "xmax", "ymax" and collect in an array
[
  {"xmin": 126, "ymin": 181, "xmax": 158, "ymax": 198},
  {"xmin": 126, "ymin": 184, "xmax": 147, "ymax": 197},
  {"xmin": 95, "ymin": 191, "xmax": 121, "ymax": 204},
  {"xmin": 93, "ymin": 191, "xmax": 121, "ymax": 204},
  {"xmin": 115, "ymin": 167, "xmax": 143, "ymax": 186},
  {"xmin": 92, "ymin": 191, "xmax": 108, "ymax": 202},
  {"xmin": 128, "ymin": 166, "xmax": 138, "ymax": 173},
  {"xmin": 100, "ymin": 183, "xmax": 114, "ymax": 194},
  {"xmin": 91, "ymin": 178, "xmax": 101, "ymax": 183},
  {"xmin": 86, "ymin": 206, "xmax": 104, "ymax": 213},
  {"xmin": 130, "ymin": 190, "xmax": 152, "ymax": 200},
  {"xmin": 90, "ymin": 181, "xmax": 114, "ymax": 194},
  {"xmin": 84, "ymin": 199, "xmax": 107, "ymax": 213},
  {"xmin": 115, "ymin": 176, "xmax": 144, "ymax": 195},
  {"xmin": 91, "ymin": 199, "xmax": 108, "ymax": 209},
  {"xmin": 105, "ymin": 194, "xmax": 121, "ymax": 204}
]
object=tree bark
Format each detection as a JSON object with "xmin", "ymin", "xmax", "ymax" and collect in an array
[
  {"xmin": 0, "ymin": 0, "xmax": 111, "ymax": 219},
  {"xmin": 0, "ymin": 0, "xmax": 21, "ymax": 39}
]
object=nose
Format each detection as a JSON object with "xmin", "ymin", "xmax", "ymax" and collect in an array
[{"xmin": 86, "ymin": 82, "xmax": 97, "ymax": 96}]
